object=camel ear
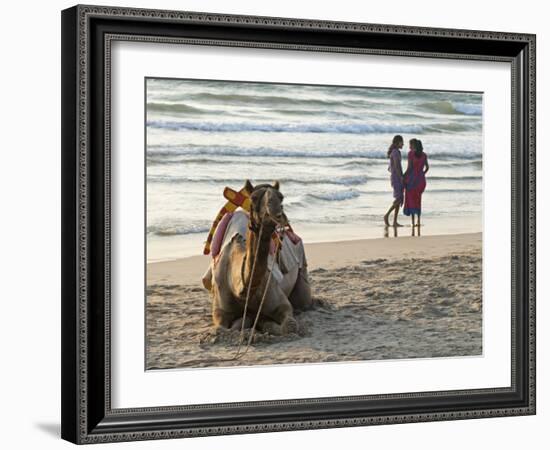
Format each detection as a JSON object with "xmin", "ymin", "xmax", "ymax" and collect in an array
[
  {"xmin": 272, "ymin": 180, "xmax": 280, "ymax": 190},
  {"xmin": 244, "ymin": 179, "xmax": 254, "ymax": 193}
]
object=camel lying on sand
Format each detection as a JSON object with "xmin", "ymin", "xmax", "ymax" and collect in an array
[{"xmin": 202, "ymin": 180, "xmax": 313, "ymax": 335}]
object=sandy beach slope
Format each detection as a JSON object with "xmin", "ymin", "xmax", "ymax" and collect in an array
[{"xmin": 146, "ymin": 232, "xmax": 482, "ymax": 369}]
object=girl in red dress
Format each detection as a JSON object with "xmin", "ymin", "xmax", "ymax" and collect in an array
[{"xmin": 403, "ymin": 139, "xmax": 429, "ymax": 228}]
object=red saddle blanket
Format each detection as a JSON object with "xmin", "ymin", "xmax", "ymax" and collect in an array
[{"xmin": 210, "ymin": 212, "xmax": 301, "ymax": 258}]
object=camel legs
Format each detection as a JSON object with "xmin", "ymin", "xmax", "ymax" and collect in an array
[
  {"xmin": 211, "ymin": 284, "xmax": 238, "ymax": 329},
  {"xmin": 288, "ymin": 266, "xmax": 313, "ymax": 311},
  {"xmin": 258, "ymin": 314, "xmax": 297, "ymax": 336},
  {"xmin": 212, "ymin": 305, "xmax": 234, "ymax": 329},
  {"xmin": 257, "ymin": 285, "xmax": 297, "ymax": 335},
  {"xmin": 230, "ymin": 315, "xmax": 252, "ymax": 330},
  {"xmin": 212, "ymin": 281, "xmax": 296, "ymax": 335}
]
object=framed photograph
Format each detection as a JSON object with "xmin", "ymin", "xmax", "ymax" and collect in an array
[{"xmin": 61, "ymin": 5, "xmax": 536, "ymax": 444}]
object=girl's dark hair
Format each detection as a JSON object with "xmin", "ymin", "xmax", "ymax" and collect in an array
[
  {"xmin": 410, "ymin": 138, "xmax": 424, "ymax": 157},
  {"xmin": 414, "ymin": 139, "xmax": 424, "ymax": 157},
  {"xmin": 387, "ymin": 135, "xmax": 403, "ymax": 158}
]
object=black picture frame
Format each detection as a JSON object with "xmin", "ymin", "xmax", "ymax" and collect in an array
[{"xmin": 61, "ymin": 4, "xmax": 536, "ymax": 444}]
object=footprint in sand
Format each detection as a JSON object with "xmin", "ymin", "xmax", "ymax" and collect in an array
[
  {"xmin": 430, "ymin": 287, "xmax": 454, "ymax": 298},
  {"xmin": 422, "ymin": 304, "xmax": 449, "ymax": 317}
]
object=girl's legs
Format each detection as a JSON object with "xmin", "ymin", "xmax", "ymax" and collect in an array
[
  {"xmin": 384, "ymin": 200, "xmax": 399, "ymax": 226},
  {"xmin": 392, "ymin": 203, "xmax": 402, "ymax": 227},
  {"xmin": 411, "ymin": 213, "xmax": 416, "ymax": 228},
  {"xmin": 384, "ymin": 203, "xmax": 395, "ymax": 226},
  {"xmin": 417, "ymin": 214, "xmax": 421, "ymax": 228}
]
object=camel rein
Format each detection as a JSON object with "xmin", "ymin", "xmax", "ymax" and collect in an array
[{"xmin": 234, "ymin": 212, "xmax": 283, "ymax": 360}]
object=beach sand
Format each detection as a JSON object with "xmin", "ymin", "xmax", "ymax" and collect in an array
[{"xmin": 146, "ymin": 232, "xmax": 482, "ymax": 369}]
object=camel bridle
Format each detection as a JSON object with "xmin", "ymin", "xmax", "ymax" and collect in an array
[{"xmin": 248, "ymin": 186, "xmax": 284, "ymax": 233}]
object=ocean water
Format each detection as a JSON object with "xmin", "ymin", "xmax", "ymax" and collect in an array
[{"xmin": 146, "ymin": 78, "xmax": 483, "ymax": 262}]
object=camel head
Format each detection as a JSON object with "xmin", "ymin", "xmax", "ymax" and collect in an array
[{"xmin": 245, "ymin": 180, "xmax": 288, "ymax": 232}]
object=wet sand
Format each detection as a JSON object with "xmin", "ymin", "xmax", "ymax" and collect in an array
[{"xmin": 146, "ymin": 232, "xmax": 482, "ymax": 369}]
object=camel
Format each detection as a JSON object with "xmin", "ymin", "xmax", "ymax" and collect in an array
[{"xmin": 203, "ymin": 180, "xmax": 313, "ymax": 335}]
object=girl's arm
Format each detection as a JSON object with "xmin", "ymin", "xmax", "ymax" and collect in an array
[
  {"xmin": 403, "ymin": 153, "xmax": 412, "ymax": 178},
  {"xmin": 423, "ymin": 155, "xmax": 429, "ymax": 174},
  {"xmin": 393, "ymin": 155, "xmax": 404, "ymax": 178}
]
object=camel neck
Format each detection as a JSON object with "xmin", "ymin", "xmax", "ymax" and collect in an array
[{"xmin": 244, "ymin": 224, "xmax": 273, "ymax": 291}]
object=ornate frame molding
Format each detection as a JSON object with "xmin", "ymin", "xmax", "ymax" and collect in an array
[{"xmin": 61, "ymin": 5, "xmax": 536, "ymax": 444}]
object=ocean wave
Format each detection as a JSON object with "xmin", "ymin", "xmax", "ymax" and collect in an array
[
  {"xmin": 148, "ymin": 101, "xmax": 358, "ymax": 120},
  {"xmin": 148, "ymin": 119, "xmax": 480, "ymax": 134},
  {"xmin": 173, "ymin": 92, "xmax": 375, "ymax": 109},
  {"xmin": 147, "ymin": 102, "xmax": 210, "ymax": 114},
  {"xmin": 422, "ymin": 153, "xmax": 482, "ymax": 161},
  {"xmin": 147, "ymin": 174, "xmax": 368, "ymax": 186},
  {"xmin": 423, "ymin": 188, "xmax": 482, "ymax": 193},
  {"xmin": 148, "ymin": 145, "xmax": 388, "ymax": 159},
  {"xmin": 147, "ymin": 145, "xmax": 482, "ymax": 161},
  {"xmin": 430, "ymin": 159, "xmax": 483, "ymax": 167},
  {"xmin": 146, "ymin": 156, "xmax": 227, "ymax": 166},
  {"xmin": 454, "ymin": 102, "xmax": 483, "ymax": 115},
  {"xmin": 146, "ymin": 190, "xmax": 360, "ymax": 236},
  {"xmin": 424, "ymin": 122, "xmax": 481, "ymax": 133},
  {"xmin": 336, "ymin": 156, "xmax": 482, "ymax": 168},
  {"xmin": 270, "ymin": 108, "xmax": 357, "ymax": 119},
  {"xmin": 293, "ymin": 188, "xmax": 482, "ymax": 200},
  {"xmin": 305, "ymin": 190, "xmax": 361, "ymax": 202},
  {"xmin": 147, "ymin": 223, "xmax": 210, "ymax": 237},
  {"xmin": 418, "ymin": 100, "xmax": 482, "ymax": 116},
  {"xmin": 292, "ymin": 213, "xmax": 387, "ymax": 224},
  {"xmin": 146, "ymin": 119, "xmax": 425, "ymax": 134},
  {"xmin": 147, "ymin": 155, "xmax": 319, "ymax": 167},
  {"xmin": 426, "ymin": 175, "xmax": 482, "ymax": 181},
  {"xmin": 360, "ymin": 188, "xmax": 482, "ymax": 194}
]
